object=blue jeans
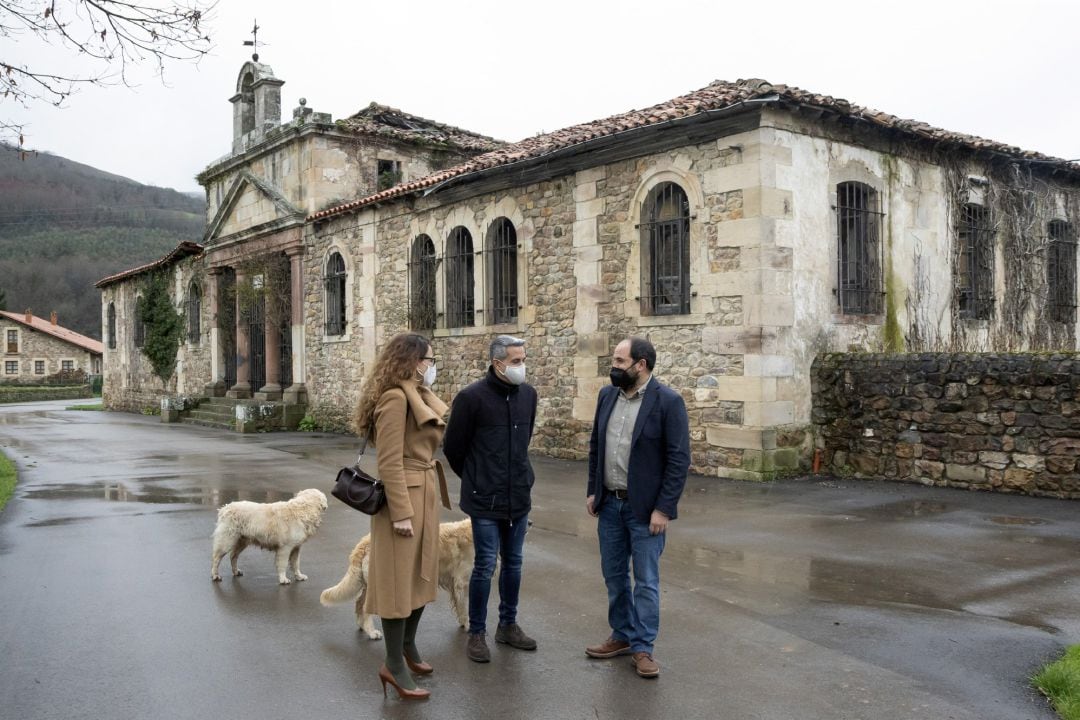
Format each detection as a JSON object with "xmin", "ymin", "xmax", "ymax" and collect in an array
[
  {"xmin": 468, "ymin": 515, "xmax": 529, "ymax": 635},
  {"xmin": 598, "ymin": 497, "xmax": 665, "ymax": 654}
]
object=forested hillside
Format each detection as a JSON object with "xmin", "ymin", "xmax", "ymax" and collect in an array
[{"xmin": 0, "ymin": 147, "xmax": 205, "ymax": 339}]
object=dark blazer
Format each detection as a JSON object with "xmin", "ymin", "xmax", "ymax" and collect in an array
[{"xmin": 587, "ymin": 377, "xmax": 690, "ymax": 524}]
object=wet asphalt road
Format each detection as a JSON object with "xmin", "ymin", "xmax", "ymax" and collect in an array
[{"xmin": 0, "ymin": 400, "xmax": 1078, "ymax": 720}]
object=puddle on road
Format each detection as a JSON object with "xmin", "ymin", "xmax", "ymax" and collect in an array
[
  {"xmin": 855, "ymin": 499, "xmax": 949, "ymax": 521},
  {"xmin": 22, "ymin": 482, "xmax": 295, "ymax": 506},
  {"xmin": 988, "ymin": 515, "xmax": 1047, "ymax": 526}
]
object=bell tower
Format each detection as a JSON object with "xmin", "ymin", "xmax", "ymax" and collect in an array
[{"xmin": 230, "ymin": 60, "xmax": 284, "ymax": 153}]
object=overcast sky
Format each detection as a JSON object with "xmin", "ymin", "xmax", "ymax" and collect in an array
[{"xmin": 8, "ymin": 0, "xmax": 1080, "ymax": 194}]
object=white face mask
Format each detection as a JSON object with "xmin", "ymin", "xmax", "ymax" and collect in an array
[
  {"xmin": 501, "ymin": 363, "xmax": 526, "ymax": 386},
  {"xmin": 420, "ymin": 363, "xmax": 437, "ymax": 387}
]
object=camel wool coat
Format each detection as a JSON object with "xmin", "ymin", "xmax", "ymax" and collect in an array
[{"xmin": 363, "ymin": 380, "xmax": 448, "ymax": 619}]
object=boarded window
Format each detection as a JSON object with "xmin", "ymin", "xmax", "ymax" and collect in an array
[
  {"xmin": 956, "ymin": 204, "xmax": 995, "ymax": 319},
  {"xmin": 5, "ymin": 329, "xmax": 16, "ymax": 353},
  {"xmin": 324, "ymin": 253, "xmax": 347, "ymax": 336},
  {"xmin": 107, "ymin": 303, "xmax": 116, "ymax": 349},
  {"xmin": 486, "ymin": 218, "xmax": 518, "ymax": 325},
  {"xmin": 133, "ymin": 297, "xmax": 145, "ymax": 348},
  {"xmin": 445, "ymin": 227, "xmax": 475, "ymax": 328},
  {"xmin": 1048, "ymin": 220, "xmax": 1077, "ymax": 324},
  {"xmin": 408, "ymin": 235, "xmax": 438, "ymax": 331},
  {"xmin": 836, "ymin": 182, "xmax": 884, "ymax": 315},
  {"xmin": 640, "ymin": 182, "xmax": 691, "ymax": 315},
  {"xmin": 187, "ymin": 282, "xmax": 202, "ymax": 344}
]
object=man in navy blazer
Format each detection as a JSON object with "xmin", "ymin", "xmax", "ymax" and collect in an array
[{"xmin": 585, "ymin": 336, "xmax": 690, "ymax": 678}]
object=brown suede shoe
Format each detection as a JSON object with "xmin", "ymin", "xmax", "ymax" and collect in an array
[
  {"xmin": 632, "ymin": 652, "xmax": 659, "ymax": 678},
  {"xmin": 466, "ymin": 633, "xmax": 490, "ymax": 663},
  {"xmin": 585, "ymin": 637, "xmax": 632, "ymax": 659}
]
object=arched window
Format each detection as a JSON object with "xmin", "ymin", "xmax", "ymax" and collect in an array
[
  {"xmin": 187, "ymin": 282, "xmax": 202, "ymax": 344},
  {"xmin": 445, "ymin": 227, "xmax": 475, "ymax": 328},
  {"xmin": 409, "ymin": 235, "xmax": 437, "ymax": 331},
  {"xmin": 640, "ymin": 182, "xmax": 691, "ymax": 316},
  {"xmin": 1048, "ymin": 220, "xmax": 1076, "ymax": 324},
  {"xmin": 324, "ymin": 252, "xmax": 347, "ymax": 336},
  {"xmin": 107, "ymin": 303, "xmax": 116, "ymax": 350},
  {"xmin": 836, "ymin": 181, "xmax": 884, "ymax": 315},
  {"xmin": 486, "ymin": 218, "xmax": 518, "ymax": 325},
  {"xmin": 956, "ymin": 204, "xmax": 994, "ymax": 319},
  {"xmin": 133, "ymin": 297, "xmax": 145, "ymax": 349}
]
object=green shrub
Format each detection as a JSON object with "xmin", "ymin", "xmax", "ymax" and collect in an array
[{"xmin": 297, "ymin": 414, "xmax": 318, "ymax": 432}]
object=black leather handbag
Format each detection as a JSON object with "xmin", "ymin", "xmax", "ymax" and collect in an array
[{"xmin": 331, "ymin": 434, "xmax": 385, "ymax": 515}]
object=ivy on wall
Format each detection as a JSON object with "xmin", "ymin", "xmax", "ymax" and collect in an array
[{"xmin": 138, "ymin": 272, "xmax": 185, "ymax": 386}]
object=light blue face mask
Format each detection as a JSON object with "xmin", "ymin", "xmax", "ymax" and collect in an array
[
  {"xmin": 420, "ymin": 363, "xmax": 437, "ymax": 387},
  {"xmin": 498, "ymin": 360, "xmax": 526, "ymax": 385}
]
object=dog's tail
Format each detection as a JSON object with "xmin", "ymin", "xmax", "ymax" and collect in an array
[{"xmin": 319, "ymin": 559, "xmax": 364, "ymax": 607}]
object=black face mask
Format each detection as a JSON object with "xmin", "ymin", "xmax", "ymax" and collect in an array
[{"xmin": 609, "ymin": 366, "xmax": 637, "ymax": 390}]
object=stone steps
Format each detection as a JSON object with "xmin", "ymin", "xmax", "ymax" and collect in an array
[{"xmin": 180, "ymin": 416, "xmax": 235, "ymax": 431}]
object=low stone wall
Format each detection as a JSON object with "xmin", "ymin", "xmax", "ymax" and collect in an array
[
  {"xmin": 0, "ymin": 385, "xmax": 94, "ymax": 404},
  {"xmin": 812, "ymin": 353, "xmax": 1080, "ymax": 499}
]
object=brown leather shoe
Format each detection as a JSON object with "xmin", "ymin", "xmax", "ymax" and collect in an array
[
  {"xmin": 632, "ymin": 652, "xmax": 659, "ymax": 678},
  {"xmin": 466, "ymin": 632, "xmax": 490, "ymax": 663},
  {"xmin": 585, "ymin": 636, "xmax": 632, "ymax": 659}
]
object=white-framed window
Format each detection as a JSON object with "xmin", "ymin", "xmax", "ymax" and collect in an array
[
  {"xmin": 33, "ymin": 359, "xmax": 46, "ymax": 375},
  {"xmin": 5, "ymin": 328, "xmax": 19, "ymax": 354},
  {"xmin": 4, "ymin": 360, "xmax": 18, "ymax": 375},
  {"xmin": 60, "ymin": 359, "xmax": 75, "ymax": 373}
]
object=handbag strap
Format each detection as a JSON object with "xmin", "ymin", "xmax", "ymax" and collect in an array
[{"xmin": 355, "ymin": 430, "xmax": 370, "ymax": 466}]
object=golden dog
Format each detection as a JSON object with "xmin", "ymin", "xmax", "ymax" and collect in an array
[
  {"xmin": 320, "ymin": 518, "xmax": 474, "ymax": 639},
  {"xmin": 211, "ymin": 488, "xmax": 328, "ymax": 585}
]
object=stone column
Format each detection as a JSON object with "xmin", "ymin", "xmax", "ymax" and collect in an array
[
  {"xmin": 227, "ymin": 268, "xmax": 252, "ymax": 399},
  {"xmin": 204, "ymin": 268, "xmax": 226, "ymax": 397},
  {"xmin": 257, "ymin": 306, "xmax": 282, "ymax": 400},
  {"xmin": 283, "ymin": 248, "xmax": 307, "ymax": 405}
]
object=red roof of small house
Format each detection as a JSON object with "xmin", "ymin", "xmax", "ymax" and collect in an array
[
  {"xmin": 310, "ymin": 78, "xmax": 1080, "ymax": 222},
  {"xmin": 0, "ymin": 310, "xmax": 104, "ymax": 355},
  {"xmin": 94, "ymin": 241, "xmax": 204, "ymax": 289}
]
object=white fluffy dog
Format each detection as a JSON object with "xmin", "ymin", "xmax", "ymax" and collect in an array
[
  {"xmin": 319, "ymin": 519, "xmax": 474, "ymax": 639},
  {"xmin": 211, "ymin": 488, "xmax": 328, "ymax": 585}
]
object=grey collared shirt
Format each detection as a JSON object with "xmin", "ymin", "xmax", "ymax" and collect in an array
[{"xmin": 604, "ymin": 377, "xmax": 651, "ymax": 492}]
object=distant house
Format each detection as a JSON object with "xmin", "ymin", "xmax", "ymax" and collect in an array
[{"xmin": 0, "ymin": 310, "xmax": 103, "ymax": 384}]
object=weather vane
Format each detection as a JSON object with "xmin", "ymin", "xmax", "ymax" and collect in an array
[{"xmin": 243, "ymin": 20, "xmax": 261, "ymax": 62}]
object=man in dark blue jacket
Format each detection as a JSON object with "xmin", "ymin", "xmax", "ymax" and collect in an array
[
  {"xmin": 585, "ymin": 336, "xmax": 690, "ymax": 679},
  {"xmin": 444, "ymin": 335, "xmax": 538, "ymax": 663}
]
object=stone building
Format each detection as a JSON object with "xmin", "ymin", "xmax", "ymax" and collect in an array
[
  {"xmin": 99, "ymin": 61, "xmax": 1080, "ymax": 479},
  {"xmin": 1, "ymin": 310, "xmax": 103, "ymax": 384}
]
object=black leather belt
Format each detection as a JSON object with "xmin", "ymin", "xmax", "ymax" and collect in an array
[{"xmin": 608, "ymin": 488, "xmax": 628, "ymax": 500}]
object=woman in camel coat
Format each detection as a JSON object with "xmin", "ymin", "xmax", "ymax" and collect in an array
[{"xmin": 354, "ymin": 333, "xmax": 447, "ymax": 700}]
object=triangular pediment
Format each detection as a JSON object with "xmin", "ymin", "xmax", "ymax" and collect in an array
[{"xmin": 204, "ymin": 171, "xmax": 303, "ymax": 244}]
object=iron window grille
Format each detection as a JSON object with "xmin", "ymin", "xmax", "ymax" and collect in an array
[
  {"xmin": 445, "ymin": 227, "xmax": 475, "ymax": 328},
  {"xmin": 835, "ymin": 182, "xmax": 885, "ymax": 315},
  {"xmin": 107, "ymin": 303, "xmax": 116, "ymax": 349},
  {"xmin": 639, "ymin": 182, "xmax": 691, "ymax": 316},
  {"xmin": 133, "ymin": 297, "xmax": 145, "ymax": 348},
  {"xmin": 5, "ymin": 329, "xmax": 16, "ymax": 353},
  {"xmin": 1048, "ymin": 220, "xmax": 1077, "ymax": 324},
  {"xmin": 408, "ymin": 235, "xmax": 438, "ymax": 331},
  {"xmin": 324, "ymin": 252, "xmax": 347, "ymax": 336},
  {"xmin": 956, "ymin": 204, "xmax": 995, "ymax": 319},
  {"xmin": 187, "ymin": 282, "xmax": 201, "ymax": 344},
  {"xmin": 486, "ymin": 218, "xmax": 518, "ymax": 325}
]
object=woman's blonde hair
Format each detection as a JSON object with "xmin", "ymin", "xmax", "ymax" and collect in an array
[{"xmin": 354, "ymin": 332, "xmax": 431, "ymax": 439}]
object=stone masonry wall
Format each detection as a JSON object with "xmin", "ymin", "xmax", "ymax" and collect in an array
[
  {"xmin": 1, "ymin": 317, "xmax": 95, "ymax": 385},
  {"xmin": 812, "ymin": 353, "xmax": 1080, "ymax": 498}
]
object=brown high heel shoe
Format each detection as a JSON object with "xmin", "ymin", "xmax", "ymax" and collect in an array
[
  {"xmin": 404, "ymin": 655, "xmax": 434, "ymax": 675},
  {"xmin": 378, "ymin": 665, "xmax": 430, "ymax": 700}
]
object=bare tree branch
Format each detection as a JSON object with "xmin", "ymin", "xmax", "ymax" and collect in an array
[{"xmin": 1, "ymin": 0, "xmax": 215, "ymax": 147}]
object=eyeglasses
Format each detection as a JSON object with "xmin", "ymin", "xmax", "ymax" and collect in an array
[{"xmin": 422, "ymin": 356, "xmax": 437, "ymax": 364}]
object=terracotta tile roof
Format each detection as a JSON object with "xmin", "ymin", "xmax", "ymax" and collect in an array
[
  {"xmin": 0, "ymin": 310, "xmax": 104, "ymax": 355},
  {"xmin": 94, "ymin": 241, "xmax": 204, "ymax": 289},
  {"xmin": 311, "ymin": 78, "xmax": 1080, "ymax": 222},
  {"xmin": 338, "ymin": 103, "xmax": 504, "ymax": 154}
]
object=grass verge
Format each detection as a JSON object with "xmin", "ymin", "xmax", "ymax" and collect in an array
[
  {"xmin": 66, "ymin": 403, "xmax": 103, "ymax": 411},
  {"xmin": 1034, "ymin": 645, "xmax": 1080, "ymax": 720},
  {"xmin": 0, "ymin": 450, "xmax": 16, "ymax": 512}
]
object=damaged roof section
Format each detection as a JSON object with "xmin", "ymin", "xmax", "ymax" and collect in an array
[
  {"xmin": 338, "ymin": 103, "xmax": 505, "ymax": 154},
  {"xmin": 95, "ymin": 241, "xmax": 204, "ymax": 289},
  {"xmin": 312, "ymin": 78, "xmax": 1080, "ymax": 222}
]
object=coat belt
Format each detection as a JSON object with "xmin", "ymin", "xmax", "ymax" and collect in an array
[{"xmin": 401, "ymin": 457, "xmax": 451, "ymax": 583}]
